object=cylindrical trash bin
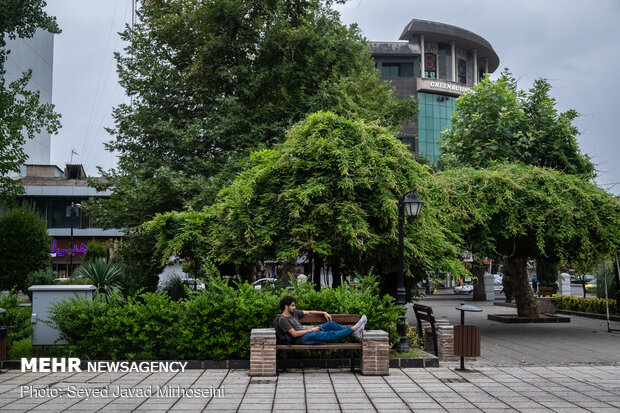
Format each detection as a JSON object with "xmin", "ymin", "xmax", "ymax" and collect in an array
[
  {"xmin": 453, "ymin": 325, "xmax": 481, "ymax": 357},
  {"xmin": 455, "ymin": 303, "xmax": 482, "ymax": 370}
]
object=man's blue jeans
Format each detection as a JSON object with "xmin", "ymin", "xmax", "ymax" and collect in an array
[{"xmin": 301, "ymin": 321, "xmax": 353, "ymax": 345}]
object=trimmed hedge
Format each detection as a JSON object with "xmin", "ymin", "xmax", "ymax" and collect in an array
[
  {"xmin": 554, "ymin": 295, "xmax": 617, "ymax": 315},
  {"xmin": 0, "ymin": 290, "xmax": 32, "ymax": 349},
  {"xmin": 48, "ymin": 275, "xmax": 402, "ymax": 360}
]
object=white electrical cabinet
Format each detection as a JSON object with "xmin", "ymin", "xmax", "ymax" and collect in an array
[{"xmin": 28, "ymin": 285, "xmax": 96, "ymax": 345}]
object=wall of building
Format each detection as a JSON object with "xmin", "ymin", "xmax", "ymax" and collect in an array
[{"xmin": 4, "ymin": 29, "xmax": 54, "ymax": 166}]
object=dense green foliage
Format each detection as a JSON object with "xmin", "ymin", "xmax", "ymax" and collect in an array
[
  {"xmin": 440, "ymin": 71, "xmax": 594, "ymax": 178},
  {"xmin": 144, "ymin": 112, "xmax": 466, "ymax": 287},
  {"xmin": 83, "ymin": 240, "xmax": 108, "ymax": 262},
  {"xmin": 554, "ymin": 295, "xmax": 617, "ymax": 315},
  {"xmin": 432, "ymin": 164, "xmax": 620, "ymax": 316},
  {"xmin": 88, "ymin": 0, "xmax": 415, "ymax": 230},
  {"xmin": 48, "ymin": 275, "xmax": 402, "ymax": 360},
  {"xmin": 24, "ymin": 268, "xmax": 56, "ymax": 300},
  {"xmin": 1, "ymin": 0, "xmax": 61, "ymax": 201},
  {"xmin": 433, "ymin": 164, "xmax": 619, "ymax": 265},
  {"xmin": 0, "ymin": 205, "xmax": 50, "ymax": 292},
  {"xmin": 0, "ymin": 289, "xmax": 32, "ymax": 351}
]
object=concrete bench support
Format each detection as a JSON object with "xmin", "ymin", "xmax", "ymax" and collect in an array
[
  {"xmin": 249, "ymin": 328, "xmax": 276, "ymax": 376},
  {"xmin": 361, "ymin": 330, "xmax": 389, "ymax": 375}
]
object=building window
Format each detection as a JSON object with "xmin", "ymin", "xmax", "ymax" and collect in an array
[
  {"xmin": 458, "ymin": 59, "xmax": 467, "ymax": 84},
  {"xmin": 381, "ymin": 62, "xmax": 414, "ymax": 78},
  {"xmin": 424, "ymin": 54, "xmax": 436, "ymax": 78},
  {"xmin": 417, "ymin": 92, "xmax": 455, "ymax": 165}
]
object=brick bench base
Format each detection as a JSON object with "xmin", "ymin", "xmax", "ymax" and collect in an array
[{"xmin": 249, "ymin": 329, "xmax": 389, "ymax": 376}]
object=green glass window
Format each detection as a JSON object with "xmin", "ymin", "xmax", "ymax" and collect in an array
[{"xmin": 417, "ymin": 92, "xmax": 456, "ymax": 165}]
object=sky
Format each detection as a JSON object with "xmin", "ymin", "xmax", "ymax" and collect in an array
[{"xmin": 43, "ymin": 0, "xmax": 620, "ymax": 195}]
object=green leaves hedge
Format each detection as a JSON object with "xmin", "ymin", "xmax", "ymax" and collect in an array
[
  {"xmin": 49, "ymin": 275, "xmax": 402, "ymax": 360},
  {"xmin": 554, "ymin": 295, "xmax": 617, "ymax": 315}
]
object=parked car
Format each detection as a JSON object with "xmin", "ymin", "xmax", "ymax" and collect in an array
[
  {"xmin": 585, "ymin": 278, "xmax": 597, "ymax": 294},
  {"xmin": 570, "ymin": 274, "xmax": 594, "ymax": 285},
  {"xmin": 454, "ymin": 284, "xmax": 473, "ymax": 294},
  {"xmin": 253, "ymin": 278, "xmax": 294, "ymax": 291}
]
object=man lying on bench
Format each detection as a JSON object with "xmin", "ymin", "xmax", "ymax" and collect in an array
[{"xmin": 277, "ymin": 295, "xmax": 367, "ymax": 345}]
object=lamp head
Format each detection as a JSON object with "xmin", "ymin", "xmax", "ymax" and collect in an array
[{"xmin": 403, "ymin": 191, "xmax": 423, "ymax": 217}]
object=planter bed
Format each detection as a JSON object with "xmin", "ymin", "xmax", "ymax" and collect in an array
[
  {"xmin": 488, "ymin": 314, "xmax": 570, "ymax": 323},
  {"xmin": 556, "ymin": 309, "xmax": 620, "ymax": 321}
]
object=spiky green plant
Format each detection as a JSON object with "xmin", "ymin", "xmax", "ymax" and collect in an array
[{"xmin": 75, "ymin": 258, "xmax": 123, "ymax": 301}]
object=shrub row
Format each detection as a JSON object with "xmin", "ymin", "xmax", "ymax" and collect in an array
[
  {"xmin": 554, "ymin": 295, "xmax": 617, "ymax": 315},
  {"xmin": 0, "ymin": 290, "xmax": 32, "ymax": 348},
  {"xmin": 48, "ymin": 275, "xmax": 403, "ymax": 360}
]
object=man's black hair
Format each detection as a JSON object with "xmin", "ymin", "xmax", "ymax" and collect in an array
[{"xmin": 280, "ymin": 296, "xmax": 296, "ymax": 311}]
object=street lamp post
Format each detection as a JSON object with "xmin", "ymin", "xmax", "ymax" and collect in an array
[
  {"xmin": 395, "ymin": 191, "xmax": 423, "ymax": 353},
  {"xmin": 69, "ymin": 202, "xmax": 81, "ymax": 276}
]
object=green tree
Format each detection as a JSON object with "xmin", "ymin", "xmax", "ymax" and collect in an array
[
  {"xmin": 0, "ymin": 204, "xmax": 51, "ymax": 292},
  {"xmin": 83, "ymin": 240, "xmax": 108, "ymax": 262},
  {"xmin": 144, "ymin": 112, "xmax": 466, "ymax": 289},
  {"xmin": 440, "ymin": 71, "xmax": 594, "ymax": 178},
  {"xmin": 432, "ymin": 164, "xmax": 620, "ymax": 317},
  {"xmin": 439, "ymin": 70, "xmax": 596, "ymax": 301},
  {"xmin": 89, "ymin": 0, "xmax": 415, "ymax": 229},
  {"xmin": 1, "ymin": 0, "xmax": 61, "ymax": 201}
]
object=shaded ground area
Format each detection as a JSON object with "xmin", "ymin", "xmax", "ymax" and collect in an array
[{"xmin": 412, "ymin": 297, "xmax": 620, "ymax": 367}]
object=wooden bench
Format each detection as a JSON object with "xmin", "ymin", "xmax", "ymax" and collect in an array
[
  {"xmin": 412, "ymin": 304, "xmax": 438, "ymax": 356},
  {"xmin": 250, "ymin": 314, "xmax": 389, "ymax": 376},
  {"xmin": 538, "ymin": 286, "xmax": 554, "ymax": 297}
]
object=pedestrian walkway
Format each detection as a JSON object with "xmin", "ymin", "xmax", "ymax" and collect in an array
[
  {"xmin": 1, "ymin": 364, "xmax": 620, "ymax": 412},
  {"xmin": 412, "ymin": 298, "xmax": 620, "ymax": 366}
]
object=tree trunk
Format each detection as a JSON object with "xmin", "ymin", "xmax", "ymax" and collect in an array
[
  {"xmin": 509, "ymin": 256, "xmax": 538, "ymax": 317},
  {"xmin": 331, "ymin": 260, "xmax": 342, "ymax": 288},
  {"xmin": 312, "ymin": 257, "xmax": 322, "ymax": 292},
  {"xmin": 472, "ymin": 263, "xmax": 486, "ymax": 301}
]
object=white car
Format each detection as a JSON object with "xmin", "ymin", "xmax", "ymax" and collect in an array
[
  {"xmin": 253, "ymin": 278, "xmax": 294, "ymax": 291},
  {"xmin": 253, "ymin": 278, "xmax": 277, "ymax": 290},
  {"xmin": 454, "ymin": 284, "xmax": 473, "ymax": 294}
]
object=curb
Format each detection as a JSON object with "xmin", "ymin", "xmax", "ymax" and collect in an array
[{"xmin": 1, "ymin": 356, "xmax": 438, "ymax": 370}]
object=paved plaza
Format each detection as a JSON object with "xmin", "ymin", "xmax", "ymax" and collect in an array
[
  {"xmin": 414, "ymin": 297, "xmax": 620, "ymax": 366},
  {"xmin": 1, "ymin": 297, "xmax": 619, "ymax": 412},
  {"xmin": 1, "ymin": 364, "xmax": 620, "ymax": 412}
]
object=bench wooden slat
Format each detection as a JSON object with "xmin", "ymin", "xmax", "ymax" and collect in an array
[
  {"xmin": 296, "ymin": 314, "xmax": 360, "ymax": 324},
  {"xmin": 276, "ymin": 343, "xmax": 362, "ymax": 350},
  {"xmin": 538, "ymin": 287, "xmax": 553, "ymax": 297}
]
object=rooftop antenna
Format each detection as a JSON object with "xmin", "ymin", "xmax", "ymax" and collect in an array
[{"xmin": 70, "ymin": 149, "xmax": 79, "ymax": 164}]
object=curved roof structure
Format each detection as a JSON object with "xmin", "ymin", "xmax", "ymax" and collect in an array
[{"xmin": 399, "ymin": 19, "xmax": 499, "ymax": 72}]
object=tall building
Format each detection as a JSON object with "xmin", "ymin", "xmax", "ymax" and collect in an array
[
  {"xmin": 3, "ymin": 29, "xmax": 54, "ymax": 167},
  {"xmin": 371, "ymin": 19, "xmax": 500, "ymax": 164}
]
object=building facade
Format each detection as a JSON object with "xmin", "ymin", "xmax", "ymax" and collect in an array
[
  {"xmin": 19, "ymin": 164, "xmax": 123, "ymax": 277},
  {"xmin": 3, "ymin": 29, "xmax": 54, "ymax": 167},
  {"xmin": 371, "ymin": 19, "xmax": 500, "ymax": 164}
]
